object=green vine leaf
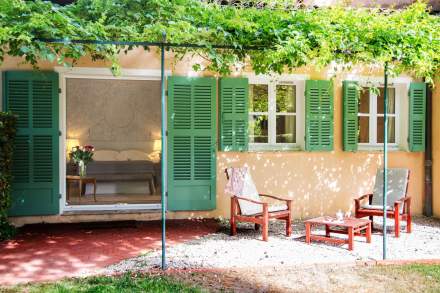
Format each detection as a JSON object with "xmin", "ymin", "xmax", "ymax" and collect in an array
[{"xmin": 0, "ymin": 0, "xmax": 438, "ymax": 82}]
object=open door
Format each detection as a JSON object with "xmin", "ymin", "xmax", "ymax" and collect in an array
[
  {"xmin": 3, "ymin": 71, "xmax": 59, "ymax": 216},
  {"xmin": 167, "ymin": 76, "xmax": 216, "ymax": 211}
]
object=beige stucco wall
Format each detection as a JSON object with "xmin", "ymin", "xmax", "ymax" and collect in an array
[
  {"xmin": 1, "ymin": 48, "xmax": 427, "ymax": 224},
  {"xmin": 432, "ymin": 79, "xmax": 440, "ymax": 218}
]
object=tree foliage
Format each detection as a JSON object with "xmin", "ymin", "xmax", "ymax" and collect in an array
[
  {"xmin": 0, "ymin": 112, "xmax": 17, "ymax": 241},
  {"xmin": 0, "ymin": 0, "xmax": 439, "ymax": 81}
]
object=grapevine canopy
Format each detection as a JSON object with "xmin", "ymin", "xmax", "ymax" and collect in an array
[{"xmin": 0, "ymin": 0, "xmax": 439, "ymax": 82}]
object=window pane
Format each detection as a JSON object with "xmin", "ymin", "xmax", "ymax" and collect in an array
[
  {"xmin": 249, "ymin": 84, "xmax": 268, "ymax": 112},
  {"xmin": 377, "ymin": 117, "xmax": 396, "ymax": 143},
  {"xmin": 359, "ymin": 88, "xmax": 370, "ymax": 113},
  {"xmin": 377, "ymin": 87, "xmax": 396, "ymax": 114},
  {"xmin": 249, "ymin": 115, "xmax": 268, "ymax": 143},
  {"xmin": 276, "ymin": 85, "xmax": 296, "ymax": 113},
  {"xmin": 358, "ymin": 116, "xmax": 369, "ymax": 143},
  {"xmin": 276, "ymin": 115, "xmax": 296, "ymax": 143}
]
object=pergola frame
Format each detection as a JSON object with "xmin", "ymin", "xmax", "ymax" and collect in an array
[{"xmin": 37, "ymin": 34, "xmax": 393, "ymax": 268}]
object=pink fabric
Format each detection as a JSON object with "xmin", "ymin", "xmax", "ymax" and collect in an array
[{"xmin": 225, "ymin": 167, "xmax": 247, "ymax": 197}]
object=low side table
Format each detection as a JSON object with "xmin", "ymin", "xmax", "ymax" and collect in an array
[
  {"xmin": 66, "ymin": 175, "xmax": 97, "ymax": 203},
  {"xmin": 304, "ymin": 217, "xmax": 371, "ymax": 251}
]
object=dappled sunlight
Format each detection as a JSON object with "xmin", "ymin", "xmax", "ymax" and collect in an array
[
  {"xmin": 218, "ymin": 151, "xmax": 423, "ymax": 219},
  {"xmin": 0, "ymin": 220, "xmax": 217, "ymax": 286},
  {"xmin": 124, "ymin": 217, "xmax": 440, "ymax": 277}
]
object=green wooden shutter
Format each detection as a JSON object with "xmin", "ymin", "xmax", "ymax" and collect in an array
[
  {"xmin": 343, "ymin": 81, "xmax": 359, "ymax": 151},
  {"xmin": 219, "ymin": 77, "xmax": 248, "ymax": 151},
  {"xmin": 409, "ymin": 82, "xmax": 426, "ymax": 152},
  {"xmin": 305, "ymin": 80, "xmax": 334, "ymax": 151},
  {"xmin": 167, "ymin": 76, "xmax": 216, "ymax": 211},
  {"xmin": 3, "ymin": 71, "xmax": 59, "ymax": 216}
]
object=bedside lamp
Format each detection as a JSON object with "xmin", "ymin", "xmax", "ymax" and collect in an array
[
  {"xmin": 66, "ymin": 138, "xmax": 80, "ymax": 159},
  {"xmin": 149, "ymin": 139, "xmax": 162, "ymax": 163},
  {"xmin": 153, "ymin": 139, "xmax": 162, "ymax": 152}
]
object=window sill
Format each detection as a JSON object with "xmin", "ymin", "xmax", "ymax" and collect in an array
[
  {"xmin": 248, "ymin": 144, "xmax": 302, "ymax": 152},
  {"xmin": 357, "ymin": 144, "xmax": 402, "ymax": 152}
]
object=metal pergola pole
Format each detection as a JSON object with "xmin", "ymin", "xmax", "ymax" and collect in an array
[
  {"xmin": 383, "ymin": 61, "xmax": 389, "ymax": 260},
  {"xmin": 160, "ymin": 32, "xmax": 167, "ymax": 270}
]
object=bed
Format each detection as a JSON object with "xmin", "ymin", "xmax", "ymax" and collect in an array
[{"xmin": 67, "ymin": 150, "xmax": 161, "ymax": 195}]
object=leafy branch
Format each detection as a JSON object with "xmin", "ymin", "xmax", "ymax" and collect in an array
[{"xmin": 0, "ymin": 0, "xmax": 439, "ymax": 81}]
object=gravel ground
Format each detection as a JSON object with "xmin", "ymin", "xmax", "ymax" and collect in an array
[
  {"xmin": 164, "ymin": 264, "xmax": 440, "ymax": 293},
  {"xmin": 103, "ymin": 216, "xmax": 440, "ymax": 274}
]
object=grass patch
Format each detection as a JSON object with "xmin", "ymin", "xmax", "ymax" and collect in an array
[
  {"xmin": 2, "ymin": 273, "xmax": 203, "ymax": 293},
  {"xmin": 2, "ymin": 264, "xmax": 440, "ymax": 293},
  {"xmin": 401, "ymin": 264, "xmax": 440, "ymax": 282},
  {"xmin": 374, "ymin": 264, "xmax": 440, "ymax": 293}
]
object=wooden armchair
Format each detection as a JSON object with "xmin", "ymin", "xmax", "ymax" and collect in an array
[
  {"xmin": 354, "ymin": 169, "xmax": 411, "ymax": 238},
  {"xmin": 225, "ymin": 168, "xmax": 292, "ymax": 241}
]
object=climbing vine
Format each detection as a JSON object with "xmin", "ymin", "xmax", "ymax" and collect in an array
[
  {"xmin": 0, "ymin": 112, "xmax": 17, "ymax": 241},
  {"xmin": 0, "ymin": 0, "xmax": 439, "ymax": 81}
]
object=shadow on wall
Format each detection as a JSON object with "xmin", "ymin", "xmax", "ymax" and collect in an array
[{"xmin": 217, "ymin": 151, "xmax": 423, "ymax": 219}]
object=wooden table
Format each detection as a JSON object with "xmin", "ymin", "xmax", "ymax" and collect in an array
[
  {"xmin": 304, "ymin": 217, "xmax": 371, "ymax": 251},
  {"xmin": 66, "ymin": 175, "xmax": 97, "ymax": 203}
]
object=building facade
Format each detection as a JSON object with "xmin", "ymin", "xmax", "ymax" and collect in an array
[{"xmin": 0, "ymin": 48, "xmax": 436, "ymax": 226}]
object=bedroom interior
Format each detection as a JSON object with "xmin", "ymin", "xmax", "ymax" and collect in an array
[{"xmin": 65, "ymin": 77, "xmax": 162, "ymax": 205}]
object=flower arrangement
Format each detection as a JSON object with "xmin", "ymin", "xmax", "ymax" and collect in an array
[{"xmin": 69, "ymin": 145, "xmax": 94, "ymax": 177}]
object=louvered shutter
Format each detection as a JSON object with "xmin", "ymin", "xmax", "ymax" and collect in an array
[
  {"xmin": 219, "ymin": 77, "xmax": 248, "ymax": 151},
  {"xmin": 305, "ymin": 80, "xmax": 334, "ymax": 151},
  {"xmin": 167, "ymin": 76, "xmax": 216, "ymax": 211},
  {"xmin": 3, "ymin": 71, "xmax": 59, "ymax": 216},
  {"xmin": 343, "ymin": 81, "xmax": 359, "ymax": 151},
  {"xmin": 409, "ymin": 82, "xmax": 426, "ymax": 152}
]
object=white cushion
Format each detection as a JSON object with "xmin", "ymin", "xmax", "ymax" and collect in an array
[
  {"xmin": 246, "ymin": 204, "xmax": 288, "ymax": 216},
  {"xmin": 93, "ymin": 150, "xmax": 120, "ymax": 161},
  {"xmin": 119, "ymin": 150, "xmax": 149, "ymax": 161},
  {"xmin": 361, "ymin": 204, "xmax": 392, "ymax": 211},
  {"xmin": 269, "ymin": 204, "xmax": 288, "ymax": 213}
]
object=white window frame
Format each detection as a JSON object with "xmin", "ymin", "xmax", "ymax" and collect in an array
[
  {"xmin": 55, "ymin": 67, "xmax": 171, "ymax": 214},
  {"xmin": 346, "ymin": 75, "xmax": 412, "ymax": 151},
  {"xmin": 358, "ymin": 86, "xmax": 399, "ymax": 147},
  {"xmin": 246, "ymin": 74, "xmax": 308, "ymax": 151}
]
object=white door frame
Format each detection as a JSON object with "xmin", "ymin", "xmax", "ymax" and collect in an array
[{"xmin": 55, "ymin": 66, "xmax": 171, "ymax": 213}]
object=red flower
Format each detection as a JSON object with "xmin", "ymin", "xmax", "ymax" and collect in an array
[{"xmin": 84, "ymin": 145, "xmax": 94, "ymax": 151}]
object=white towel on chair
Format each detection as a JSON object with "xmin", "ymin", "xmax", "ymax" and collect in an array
[{"xmin": 225, "ymin": 167, "xmax": 263, "ymax": 216}]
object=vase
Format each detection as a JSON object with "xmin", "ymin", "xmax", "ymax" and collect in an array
[{"xmin": 78, "ymin": 160, "xmax": 87, "ymax": 177}]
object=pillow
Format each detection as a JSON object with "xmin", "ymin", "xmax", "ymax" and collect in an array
[
  {"xmin": 93, "ymin": 150, "xmax": 120, "ymax": 161},
  {"xmin": 119, "ymin": 150, "xmax": 149, "ymax": 161}
]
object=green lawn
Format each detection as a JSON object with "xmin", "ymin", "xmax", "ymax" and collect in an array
[
  {"xmin": 401, "ymin": 264, "xmax": 440, "ymax": 282},
  {"xmin": 2, "ymin": 264, "xmax": 439, "ymax": 293},
  {"xmin": 2, "ymin": 273, "xmax": 203, "ymax": 293}
]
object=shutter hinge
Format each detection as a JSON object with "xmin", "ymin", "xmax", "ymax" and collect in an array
[
  {"xmin": 58, "ymin": 88, "xmax": 62, "ymax": 94},
  {"xmin": 166, "ymin": 130, "xmax": 168, "ymax": 136},
  {"xmin": 165, "ymin": 90, "xmax": 168, "ymax": 96},
  {"xmin": 59, "ymin": 130, "xmax": 62, "ymax": 136},
  {"xmin": 58, "ymin": 193, "xmax": 62, "ymax": 199}
]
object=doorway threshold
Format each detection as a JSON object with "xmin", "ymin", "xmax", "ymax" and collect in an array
[
  {"xmin": 62, "ymin": 203, "xmax": 162, "ymax": 215},
  {"xmin": 62, "ymin": 209, "xmax": 161, "ymax": 216}
]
